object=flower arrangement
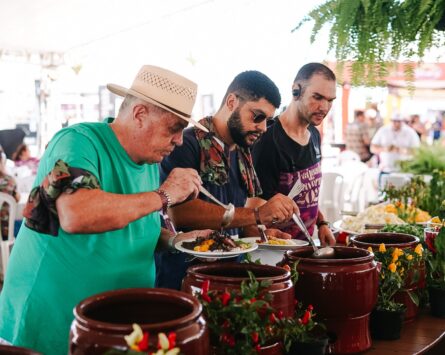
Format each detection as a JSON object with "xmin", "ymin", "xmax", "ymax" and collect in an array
[
  {"xmin": 104, "ymin": 324, "xmax": 180, "ymax": 355},
  {"xmin": 371, "ymin": 243, "xmax": 424, "ymax": 311},
  {"xmin": 424, "ymin": 226, "xmax": 445, "ymax": 290},
  {"xmin": 196, "ymin": 272, "xmax": 279, "ymax": 354},
  {"xmin": 275, "ymin": 300, "xmax": 327, "ymax": 353}
]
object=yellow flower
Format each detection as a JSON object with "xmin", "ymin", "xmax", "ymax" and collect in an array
[
  {"xmin": 379, "ymin": 243, "xmax": 386, "ymax": 253},
  {"xmin": 388, "ymin": 263, "xmax": 397, "ymax": 273},
  {"xmin": 414, "ymin": 244, "xmax": 423, "ymax": 256},
  {"xmin": 406, "ymin": 254, "xmax": 413, "ymax": 261},
  {"xmin": 367, "ymin": 247, "xmax": 373, "ymax": 253}
]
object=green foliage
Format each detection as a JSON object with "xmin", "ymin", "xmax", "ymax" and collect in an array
[
  {"xmin": 275, "ymin": 302, "xmax": 327, "ymax": 352},
  {"xmin": 372, "ymin": 243, "xmax": 424, "ymax": 311},
  {"xmin": 197, "ymin": 272, "xmax": 276, "ymax": 354},
  {"xmin": 380, "ymin": 223, "xmax": 425, "ymax": 240},
  {"xmin": 425, "ymin": 226, "xmax": 445, "ymax": 289},
  {"xmin": 400, "ymin": 144, "xmax": 445, "ymax": 174},
  {"xmin": 294, "ymin": 0, "xmax": 445, "ymax": 86},
  {"xmin": 383, "ymin": 170, "xmax": 445, "ymax": 219}
]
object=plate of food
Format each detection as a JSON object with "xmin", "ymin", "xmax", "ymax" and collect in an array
[
  {"xmin": 175, "ymin": 231, "xmax": 257, "ymax": 258},
  {"xmin": 241, "ymin": 237, "xmax": 308, "ymax": 250}
]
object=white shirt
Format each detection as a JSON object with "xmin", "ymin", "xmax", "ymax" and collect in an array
[{"xmin": 371, "ymin": 124, "xmax": 420, "ymax": 172}]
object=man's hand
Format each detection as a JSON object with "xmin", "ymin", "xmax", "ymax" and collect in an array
[
  {"xmin": 160, "ymin": 168, "xmax": 202, "ymax": 205},
  {"xmin": 258, "ymin": 193, "xmax": 299, "ymax": 226},
  {"xmin": 265, "ymin": 228, "xmax": 292, "ymax": 240},
  {"xmin": 318, "ymin": 224, "xmax": 336, "ymax": 247}
]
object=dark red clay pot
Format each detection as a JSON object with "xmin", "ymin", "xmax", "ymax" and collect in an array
[
  {"xmin": 350, "ymin": 232, "xmax": 424, "ymax": 322},
  {"xmin": 182, "ymin": 262, "xmax": 295, "ymax": 317},
  {"xmin": 282, "ymin": 246, "xmax": 378, "ymax": 354},
  {"xmin": 69, "ymin": 288, "xmax": 209, "ymax": 355},
  {"xmin": 0, "ymin": 345, "xmax": 42, "ymax": 355}
]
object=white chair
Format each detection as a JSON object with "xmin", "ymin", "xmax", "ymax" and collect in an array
[
  {"xmin": 0, "ymin": 192, "xmax": 17, "ymax": 280},
  {"xmin": 319, "ymin": 172, "xmax": 344, "ymax": 222}
]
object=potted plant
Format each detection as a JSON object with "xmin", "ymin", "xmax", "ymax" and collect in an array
[
  {"xmin": 424, "ymin": 203, "xmax": 445, "ymax": 317},
  {"xmin": 370, "ymin": 243, "xmax": 424, "ymax": 339},
  {"xmin": 196, "ymin": 272, "xmax": 282, "ymax": 354},
  {"xmin": 294, "ymin": 0, "xmax": 445, "ymax": 86},
  {"xmin": 275, "ymin": 301, "xmax": 328, "ymax": 355},
  {"xmin": 104, "ymin": 325, "xmax": 181, "ymax": 355}
]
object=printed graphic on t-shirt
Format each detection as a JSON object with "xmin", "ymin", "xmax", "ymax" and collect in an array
[{"xmin": 277, "ymin": 162, "xmax": 322, "ymax": 239}]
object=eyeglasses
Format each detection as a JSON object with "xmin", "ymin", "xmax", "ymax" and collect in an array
[
  {"xmin": 250, "ymin": 110, "xmax": 269, "ymax": 124},
  {"xmin": 235, "ymin": 94, "xmax": 271, "ymax": 124}
]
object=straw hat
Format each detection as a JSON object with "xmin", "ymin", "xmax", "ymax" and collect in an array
[{"xmin": 107, "ymin": 65, "xmax": 208, "ymax": 132}]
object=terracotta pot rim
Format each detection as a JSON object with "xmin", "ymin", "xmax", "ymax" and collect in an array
[
  {"xmin": 285, "ymin": 246, "xmax": 374, "ymax": 264},
  {"xmin": 185, "ymin": 262, "xmax": 290, "ymax": 282},
  {"xmin": 350, "ymin": 232, "xmax": 420, "ymax": 248},
  {"xmin": 74, "ymin": 287, "xmax": 202, "ymax": 332}
]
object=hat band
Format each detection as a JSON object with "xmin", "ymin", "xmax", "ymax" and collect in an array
[{"xmin": 143, "ymin": 94, "xmax": 192, "ymax": 119}]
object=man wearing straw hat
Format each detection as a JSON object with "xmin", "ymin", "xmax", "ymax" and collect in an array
[{"xmin": 0, "ymin": 65, "xmax": 211, "ymax": 355}]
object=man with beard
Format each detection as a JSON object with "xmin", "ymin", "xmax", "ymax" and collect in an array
[
  {"xmin": 156, "ymin": 71, "xmax": 298, "ymax": 289},
  {"xmin": 252, "ymin": 63, "xmax": 337, "ymax": 246}
]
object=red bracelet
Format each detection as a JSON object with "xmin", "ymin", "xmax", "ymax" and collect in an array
[{"xmin": 155, "ymin": 189, "xmax": 172, "ymax": 212}]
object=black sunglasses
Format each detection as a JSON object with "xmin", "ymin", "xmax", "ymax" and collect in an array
[{"xmin": 250, "ymin": 110, "xmax": 269, "ymax": 123}]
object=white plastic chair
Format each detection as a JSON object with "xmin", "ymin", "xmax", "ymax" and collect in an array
[
  {"xmin": 0, "ymin": 192, "xmax": 17, "ymax": 280},
  {"xmin": 319, "ymin": 172, "xmax": 344, "ymax": 222}
]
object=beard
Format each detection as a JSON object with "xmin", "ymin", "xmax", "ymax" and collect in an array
[{"xmin": 227, "ymin": 108, "xmax": 261, "ymax": 148}]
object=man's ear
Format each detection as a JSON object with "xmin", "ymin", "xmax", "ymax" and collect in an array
[
  {"xmin": 132, "ymin": 104, "xmax": 148, "ymax": 127},
  {"xmin": 225, "ymin": 93, "xmax": 238, "ymax": 112}
]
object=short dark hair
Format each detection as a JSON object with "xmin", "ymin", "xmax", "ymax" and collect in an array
[
  {"xmin": 221, "ymin": 71, "xmax": 281, "ymax": 109},
  {"xmin": 294, "ymin": 62, "xmax": 336, "ymax": 83}
]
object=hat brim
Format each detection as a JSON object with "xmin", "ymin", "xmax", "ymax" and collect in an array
[{"xmin": 107, "ymin": 83, "xmax": 208, "ymax": 132}]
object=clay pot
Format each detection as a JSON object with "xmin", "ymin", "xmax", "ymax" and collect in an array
[
  {"xmin": 350, "ymin": 232, "xmax": 424, "ymax": 322},
  {"xmin": 69, "ymin": 288, "xmax": 209, "ymax": 355},
  {"xmin": 182, "ymin": 262, "xmax": 294, "ymax": 317},
  {"xmin": 282, "ymin": 246, "xmax": 378, "ymax": 354},
  {"xmin": 0, "ymin": 345, "xmax": 42, "ymax": 355}
]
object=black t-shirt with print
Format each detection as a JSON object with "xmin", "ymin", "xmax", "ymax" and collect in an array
[{"xmin": 252, "ymin": 118, "xmax": 322, "ymax": 200}]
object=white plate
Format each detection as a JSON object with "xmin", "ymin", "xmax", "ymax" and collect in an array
[
  {"xmin": 175, "ymin": 239, "xmax": 258, "ymax": 259},
  {"xmin": 240, "ymin": 237, "xmax": 308, "ymax": 250}
]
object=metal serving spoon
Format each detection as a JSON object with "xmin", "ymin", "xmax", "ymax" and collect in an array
[
  {"xmin": 292, "ymin": 213, "xmax": 335, "ymax": 259},
  {"xmin": 199, "ymin": 185, "xmax": 235, "ymax": 228}
]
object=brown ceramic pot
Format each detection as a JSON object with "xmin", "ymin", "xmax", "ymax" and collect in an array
[
  {"xmin": 0, "ymin": 345, "xmax": 42, "ymax": 355},
  {"xmin": 282, "ymin": 246, "xmax": 378, "ymax": 354},
  {"xmin": 350, "ymin": 232, "xmax": 424, "ymax": 322},
  {"xmin": 69, "ymin": 288, "xmax": 209, "ymax": 355},
  {"xmin": 182, "ymin": 262, "xmax": 294, "ymax": 317}
]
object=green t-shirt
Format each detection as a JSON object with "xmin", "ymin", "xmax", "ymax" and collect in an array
[{"xmin": 0, "ymin": 121, "xmax": 161, "ymax": 355}]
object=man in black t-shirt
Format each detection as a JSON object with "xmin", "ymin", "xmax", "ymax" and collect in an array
[
  {"xmin": 156, "ymin": 71, "xmax": 299, "ymax": 289},
  {"xmin": 253, "ymin": 63, "xmax": 337, "ymax": 246}
]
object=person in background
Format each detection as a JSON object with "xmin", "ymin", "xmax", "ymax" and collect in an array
[
  {"xmin": 371, "ymin": 115, "xmax": 420, "ymax": 174},
  {"xmin": 156, "ymin": 71, "xmax": 298, "ymax": 290},
  {"xmin": 432, "ymin": 118, "xmax": 443, "ymax": 142},
  {"xmin": 408, "ymin": 114, "xmax": 426, "ymax": 140},
  {"xmin": 0, "ymin": 146, "xmax": 20, "ymax": 240},
  {"xmin": 0, "ymin": 65, "xmax": 213, "ymax": 355},
  {"xmin": 252, "ymin": 63, "xmax": 337, "ymax": 246},
  {"xmin": 11, "ymin": 143, "xmax": 40, "ymax": 175},
  {"xmin": 345, "ymin": 110, "xmax": 371, "ymax": 162}
]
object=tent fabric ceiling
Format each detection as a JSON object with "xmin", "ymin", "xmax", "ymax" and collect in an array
[{"xmin": 0, "ymin": 0, "xmax": 208, "ymax": 53}]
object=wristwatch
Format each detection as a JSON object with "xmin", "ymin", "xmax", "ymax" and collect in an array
[{"xmin": 316, "ymin": 220, "xmax": 330, "ymax": 228}]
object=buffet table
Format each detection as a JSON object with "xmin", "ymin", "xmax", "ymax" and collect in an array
[{"xmin": 367, "ymin": 310, "xmax": 445, "ymax": 354}]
